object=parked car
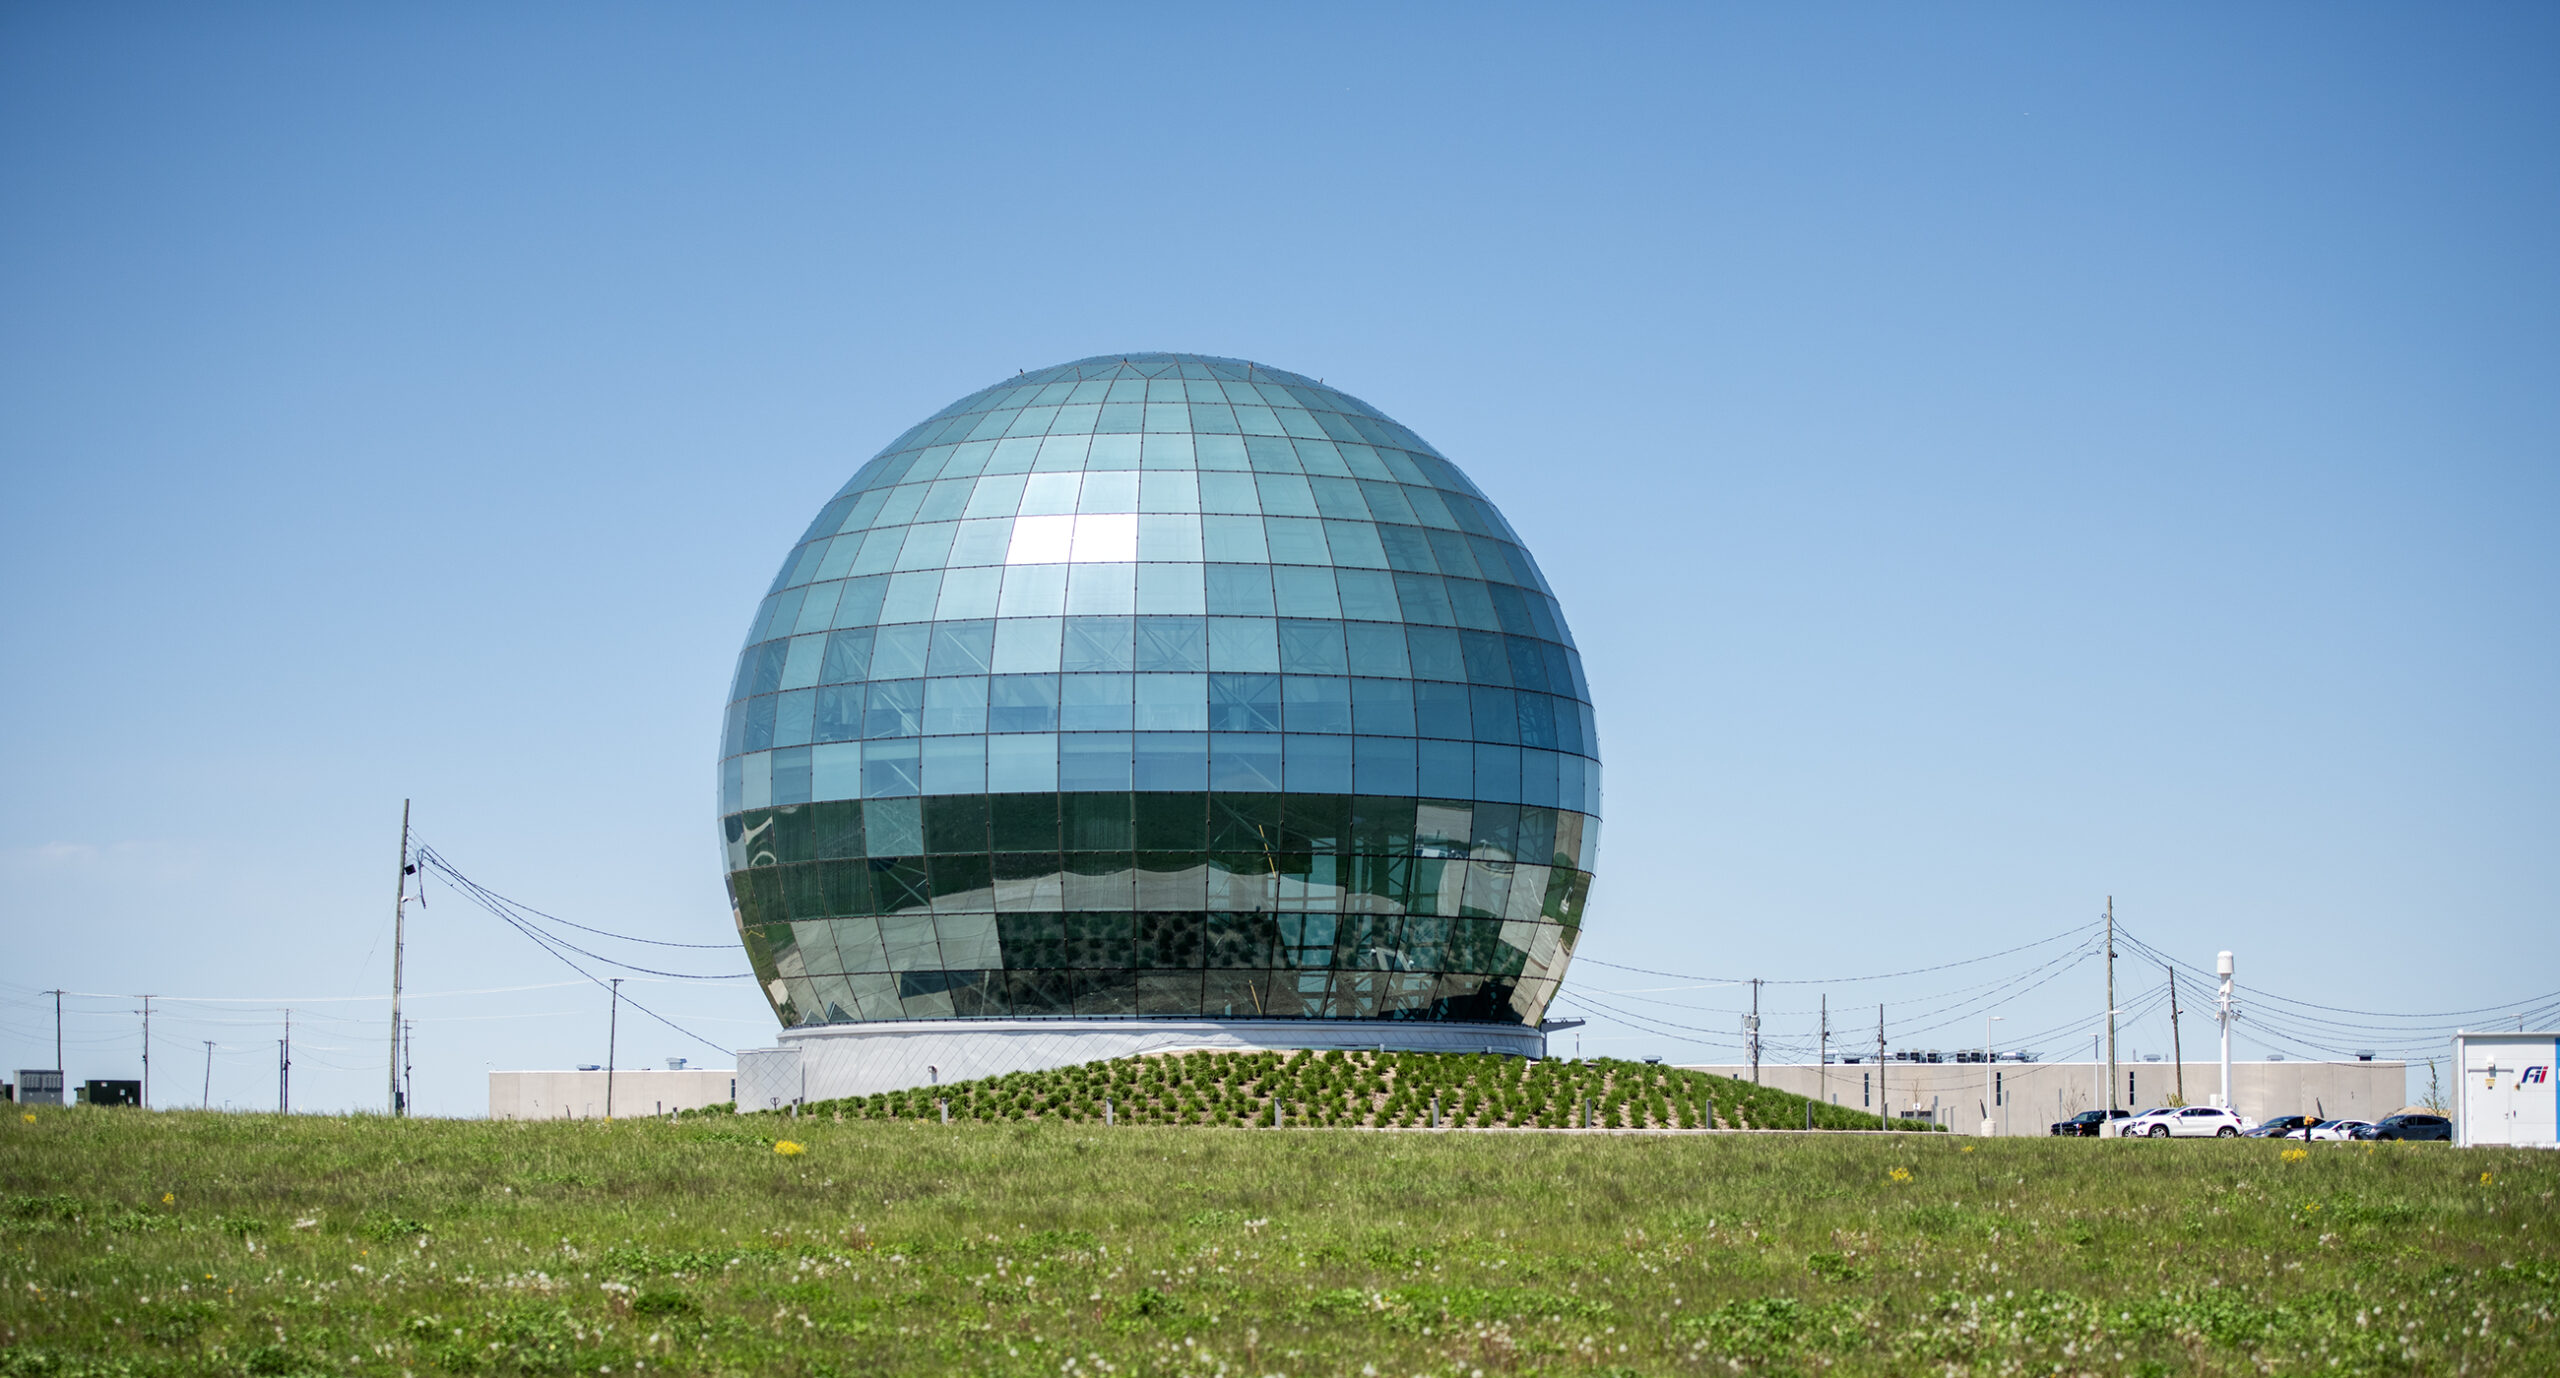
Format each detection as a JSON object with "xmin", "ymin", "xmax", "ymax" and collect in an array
[
  {"xmin": 2243, "ymin": 1114, "xmax": 2320, "ymax": 1139},
  {"xmin": 2354, "ymin": 1113, "xmax": 2452, "ymax": 1142},
  {"xmin": 2305, "ymin": 1119, "xmax": 2373, "ymax": 1141},
  {"xmin": 2138, "ymin": 1106, "xmax": 2252, "ymax": 1137},
  {"xmin": 2114, "ymin": 1107, "xmax": 2180, "ymax": 1137},
  {"xmin": 2050, "ymin": 1109, "xmax": 2132, "ymax": 1137}
]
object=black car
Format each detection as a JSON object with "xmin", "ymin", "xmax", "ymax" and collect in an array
[
  {"xmin": 2354, "ymin": 1113, "xmax": 2452, "ymax": 1142},
  {"xmin": 2050, "ymin": 1109, "xmax": 2133, "ymax": 1137},
  {"xmin": 2243, "ymin": 1114, "xmax": 2321, "ymax": 1139}
]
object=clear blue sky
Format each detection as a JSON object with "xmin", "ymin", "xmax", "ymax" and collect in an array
[{"xmin": 4, "ymin": 6, "xmax": 2553, "ymax": 1115}]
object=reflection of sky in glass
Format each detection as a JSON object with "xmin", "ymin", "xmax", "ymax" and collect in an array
[{"xmin": 721, "ymin": 354, "xmax": 1599, "ymax": 1030}]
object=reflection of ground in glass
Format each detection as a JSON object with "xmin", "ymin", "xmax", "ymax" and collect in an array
[{"xmin": 720, "ymin": 355, "xmax": 1603, "ymax": 1033}]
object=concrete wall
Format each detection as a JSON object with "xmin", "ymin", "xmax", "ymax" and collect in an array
[
  {"xmin": 488, "ymin": 1068, "xmax": 737, "ymax": 1120},
  {"xmin": 1676, "ymin": 1060, "xmax": 2408, "ymax": 1135}
]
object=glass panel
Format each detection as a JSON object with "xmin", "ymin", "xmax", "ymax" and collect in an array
[
  {"xmin": 1134, "ymin": 616, "xmax": 1209, "ymax": 671},
  {"xmin": 990, "ymin": 617, "xmax": 1063, "ymax": 673},
  {"xmin": 1062, "ymin": 615, "xmax": 1135, "ymax": 672},
  {"xmin": 928, "ymin": 621, "xmax": 995, "ymax": 676},
  {"xmin": 1134, "ymin": 560, "xmax": 1206, "ymax": 613},
  {"xmin": 1283, "ymin": 734, "xmax": 1353, "ymax": 793},
  {"xmin": 1058, "ymin": 732, "xmax": 1134, "ymax": 790},
  {"xmin": 1060, "ymin": 674, "xmax": 1134, "ymax": 730},
  {"xmin": 1210, "ymin": 733, "xmax": 1283, "ymax": 791},
  {"xmin": 1207, "ymin": 674, "xmax": 1282, "ymax": 731},
  {"xmin": 1206, "ymin": 617, "xmax": 1279, "ymax": 672},
  {"xmin": 998, "ymin": 563, "xmax": 1070, "ymax": 616},
  {"xmin": 1134, "ymin": 673, "xmax": 1209, "ymax": 730},
  {"xmin": 1282, "ymin": 676, "xmax": 1353, "ymax": 733}
]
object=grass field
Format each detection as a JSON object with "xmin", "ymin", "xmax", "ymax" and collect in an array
[{"xmin": 3, "ymin": 1098, "xmax": 2554, "ymax": 1377}]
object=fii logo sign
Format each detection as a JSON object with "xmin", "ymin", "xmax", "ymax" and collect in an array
[{"xmin": 2524, "ymin": 1065, "xmax": 2552, "ymax": 1085}]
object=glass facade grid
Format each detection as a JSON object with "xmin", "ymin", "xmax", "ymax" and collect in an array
[{"xmin": 725, "ymin": 354, "xmax": 1598, "ymax": 1030}]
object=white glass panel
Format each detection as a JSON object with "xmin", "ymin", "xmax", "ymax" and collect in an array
[
  {"xmin": 1005, "ymin": 514, "xmax": 1076, "ymax": 564},
  {"xmin": 1069, "ymin": 513, "xmax": 1140, "ymax": 563}
]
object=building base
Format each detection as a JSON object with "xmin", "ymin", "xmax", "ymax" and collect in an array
[{"xmin": 736, "ymin": 1018, "xmax": 1548, "ymax": 1109}]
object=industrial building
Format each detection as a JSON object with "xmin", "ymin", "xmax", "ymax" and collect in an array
[
  {"xmin": 1678, "ymin": 1058, "xmax": 2409, "ymax": 1134},
  {"xmin": 488, "ymin": 1066, "xmax": 737, "ymax": 1120},
  {"xmin": 719, "ymin": 354, "xmax": 1600, "ymax": 1103}
]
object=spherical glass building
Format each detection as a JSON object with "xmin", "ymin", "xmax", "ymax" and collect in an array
[{"xmin": 719, "ymin": 353, "xmax": 1597, "ymax": 1067}]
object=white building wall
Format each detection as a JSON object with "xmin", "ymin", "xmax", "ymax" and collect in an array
[
  {"xmin": 487, "ymin": 1068, "xmax": 737, "ymax": 1120},
  {"xmin": 1677, "ymin": 1059, "xmax": 2406, "ymax": 1134}
]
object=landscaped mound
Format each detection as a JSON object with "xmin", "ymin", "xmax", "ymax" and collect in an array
[{"xmin": 751, "ymin": 1050, "xmax": 1941, "ymax": 1131}]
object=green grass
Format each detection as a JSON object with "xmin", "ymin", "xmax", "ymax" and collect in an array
[
  {"xmin": 763, "ymin": 1050, "xmax": 1941, "ymax": 1132},
  {"xmin": 4, "ymin": 1098, "xmax": 2555, "ymax": 1376}
]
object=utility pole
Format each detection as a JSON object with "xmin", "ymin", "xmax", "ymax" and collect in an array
[
  {"xmin": 2216, "ymin": 951, "xmax": 2235, "ymax": 1111},
  {"xmin": 1747, "ymin": 978, "xmax": 1762, "ymax": 1084},
  {"xmin": 280, "ymin": 1010, "xmax": 292, "ymax": 1114},
  {"xmin": 1983, "ymin": 1015, "xmax": 2003, "ymax": 1135},
  {"xmin": 46, "ymin": 990, "xmax": 62, "ymax": 1080},
  {"xmin": 403, "ymin": 1020, "xmax": 416, "ymax": 1118},
  {"xmin": 2165, "ymin": 964, "xmax": 2185, "ymax": 1105},
  {"xmin": 2104, "ymin": 897, "xmax": 2118, "ymax": 1112},
  {"xmin": 1818, "ymin": 994, "xmax": 1829, "ymax": 1106},
  {"xmin": 604, "ymin": 977, "xmax": 623, "ymax": 1121},
  {"xmin": 140, "ymin": 996, "xmax": 153, "ymax": 1109},
  {"xmin": 202, "ymin": 1041, "xmax": 215, "ymax": 1109},
  {"xmin": 1875, "ymin": 1004, "xmax": 1887, "ymax": 1130},
  {"xmin": 389, "ymin": 799, "xmax": 412, "ymax": 1117}
]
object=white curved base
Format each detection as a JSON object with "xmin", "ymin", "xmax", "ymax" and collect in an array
[{"xmin": 735, "ymin": 1018, "xmax": 1547, "ymax": 1109}]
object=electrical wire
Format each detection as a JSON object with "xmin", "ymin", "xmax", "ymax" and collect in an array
[
  {"xmin": 1572, "ymin": 918, "xmax": 2100, "ymax": 987},
  {"xmin": 410, "ymin": 846, "xmax": 737, "ymax": 949},
  {"xmin": 417, "ymin": 847, "xmax": 752, "ymax": 982}
]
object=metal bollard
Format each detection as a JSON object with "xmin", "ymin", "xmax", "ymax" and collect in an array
[{"xmin": 1105, "ymin": 1097, "xmax": 1113, "ymax": 1126}]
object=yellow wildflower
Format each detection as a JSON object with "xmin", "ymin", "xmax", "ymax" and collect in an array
[
  {"xmin": 2480, "ymin": 1171, "xmax": 2492, "ymax": 1186},
  {"xmin": 774, "ymin": 1140, "xmax": 805, "ymax": 1156},
  {"xmin": 1887, "ymin": 1167, "xmax": 1913, "ymax": 1184},
  {"xmin": 161, "ymin": 1193, "xmax": 173, "ymax": 1205},
  {"xmin": 19, "ymin": 1113, "xmax": 31, "ymax": 1124},
  {"xmin": 2280, "ymin": 1148, "xmax": 2308, "ymax": 1163}
]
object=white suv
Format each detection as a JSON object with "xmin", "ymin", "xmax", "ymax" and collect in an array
[{"xmin": 2145, "ymin": 1106, "xmax": 2250, "ymax": 1138}]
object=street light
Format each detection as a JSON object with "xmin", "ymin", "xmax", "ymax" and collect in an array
[{"xmin": 1983, "ymin": 1016, "xmax": 2005, "ymax": 1137}]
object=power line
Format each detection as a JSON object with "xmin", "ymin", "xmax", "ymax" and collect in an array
[
  {"xmin": 410, "ymin": 846, "xmax": 738, "ymax": 950},
  {"xmin": 416, "ymin": 846, "xmax": 752, "ymax": 981},
  {"xmin": 1572, "ymin": 918, "xmax": 2099, "ymax": 987}
]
